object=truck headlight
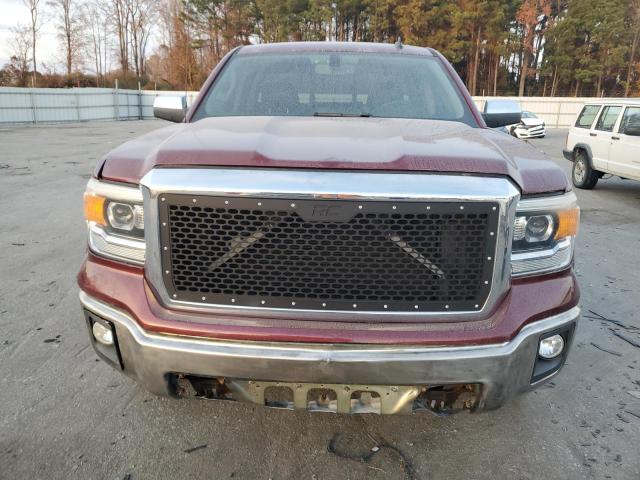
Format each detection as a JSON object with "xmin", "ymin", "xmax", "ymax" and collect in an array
[
  {"xmin": 107, "ymin": 202, "xmax": 144, "ymax": 231},
  {"xmin": 83, "ymin": 179, "xmax": 145, "ymax": 265},
  {"xmin": 514, "ymin": 214, "xmax": 554, "ymax": 243},
  {"xmin": 511, "ymin": 192, "xmax": 579, "ymax": 277}
]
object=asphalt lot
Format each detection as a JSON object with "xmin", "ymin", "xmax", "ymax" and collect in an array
[{"xmin": 1, "ymin": 122, "xmax": 639, "ymax": 480}]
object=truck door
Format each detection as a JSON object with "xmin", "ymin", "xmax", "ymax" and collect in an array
[
  {"xmin": 590, "ymin": 105, "xmax": 622, "ymax": 171},
  {"xmin": 610, "ymin": 106, "xmax": 640, "ymax": 181}
]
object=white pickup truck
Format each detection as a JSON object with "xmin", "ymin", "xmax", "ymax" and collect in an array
[{"xmin": 564, "ymin": 100, "xmax": 640, "ymax": 189}]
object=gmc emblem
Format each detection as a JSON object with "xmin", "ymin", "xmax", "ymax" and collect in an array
[
  {"xmin": 297, "ymin": 202, "xmax": 357, "ymax": 222},
  {"xmin": 311, "ymin": 205, "xmax": 343, "ymax": 218}
]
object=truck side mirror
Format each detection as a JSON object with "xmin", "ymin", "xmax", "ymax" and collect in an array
[
  {"xmin": 153, "ymin": 95, "xmax": 187, "ymax": 123},
  {"xmin": 482, "ymin": 100, "xmax": 522, "ymax": 128}
]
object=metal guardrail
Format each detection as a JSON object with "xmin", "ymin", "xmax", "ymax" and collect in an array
[{"xmin": 0, "ymin": 86, "xmax": 606, "ymax": 127}]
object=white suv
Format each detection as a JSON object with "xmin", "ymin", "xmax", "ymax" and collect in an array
[{"xmin": 564, "ymin": 100, "xmax": 640, "ymax": 189}]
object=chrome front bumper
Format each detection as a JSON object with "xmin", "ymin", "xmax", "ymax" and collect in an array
[{"xmin": 79, "ymin": 291, "xmax": 579, "ymax": 413}]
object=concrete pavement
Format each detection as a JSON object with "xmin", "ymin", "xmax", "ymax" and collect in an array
[{"xmin": 1, "ymin": 122, "xmax": 639, "ymax": 479}]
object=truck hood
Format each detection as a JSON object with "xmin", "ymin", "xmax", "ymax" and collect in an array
[{"xmin": 98, "ymin": 116, "xmax": 568, "ymax": 194}]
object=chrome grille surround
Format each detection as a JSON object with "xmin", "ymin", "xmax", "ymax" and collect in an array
[
  {"xmin": 141, "ymin": 168, "xmax": 520, "ymax": 321},
  {"xmin": 160, "ymin": 196, "xmax": 499, "ymax": 312}
]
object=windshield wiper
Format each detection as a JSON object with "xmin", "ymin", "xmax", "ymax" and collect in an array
[{"xmin": 313, "ymin": 112, "xmax": 372, "ymax": 117}]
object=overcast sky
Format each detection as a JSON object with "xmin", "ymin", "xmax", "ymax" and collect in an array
[{"xmin": 0, "ymin": 0, "xmax": 58, "ymax": 68}]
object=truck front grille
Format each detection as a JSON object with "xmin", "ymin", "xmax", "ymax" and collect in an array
[{"xmin": 158, "ymin": 195, "xmax": 499, "ymax": 313}]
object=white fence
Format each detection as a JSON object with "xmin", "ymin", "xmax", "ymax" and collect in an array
[
  {"xmin": 472, "ymin": 96, "xmax": 598, "ymax": 129},
  {"xmin": 0, "ymin": 86, "xmax": 608, "ymax": 127},
  {"xmin": 0, "ymin": 87, "xmax": 198, "ymax": 124}
]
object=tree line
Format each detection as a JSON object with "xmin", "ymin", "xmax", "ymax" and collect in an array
[{"xmin": 2, "ymin": 0, "xmax": 639, "ymax": 97}]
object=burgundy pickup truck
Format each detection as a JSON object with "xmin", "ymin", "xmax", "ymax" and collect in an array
[{"xmin": 79, "ymin": 42, "xmax": 580, "ymax": 415}]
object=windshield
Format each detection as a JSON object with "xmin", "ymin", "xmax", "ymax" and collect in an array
[{"xmin": 192, "ymin": 52, "xmax": 476, "ymax": 125}]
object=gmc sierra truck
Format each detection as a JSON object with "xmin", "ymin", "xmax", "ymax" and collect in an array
[{"xmin": 79, "ymin": 42, "xmax": 580, "ymax": 415}]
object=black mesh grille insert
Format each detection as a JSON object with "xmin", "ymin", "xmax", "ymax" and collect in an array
[{"xmin": 159, "ymin": 195, "xmax": 500, "ymax": 312}]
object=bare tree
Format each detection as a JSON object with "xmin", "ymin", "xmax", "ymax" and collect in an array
[
  {"xmin": 128, "ymin": 0, "xmax": 156, "ymax": 78},
  {"xmin": 147, "ymin": 0, "xmax": 176, "ymax": 85},
  {"xmin": 113, "ymin": 0, "xmax": 130, "ymax": 72},
  {"xmin": 48, "ymin": 0, "xmax": 85, "ymax": 76},
  {"xmin": 626, "ymin": 0, "xmax": 640, "ymax": 97},
  {"xmin": 150, "ymin": 0, "xmax": 199, "ymax": 90},
  {"xmin": 84, "ymin": 0, "xmax": 112, "ymax": 85},
  {"xmin": 23, "ymin": 0, "xmax": 42, "ymax": 87},
  {"xmin": 8, "ymin": 24, "xmax": 32, "ymax": 85}
]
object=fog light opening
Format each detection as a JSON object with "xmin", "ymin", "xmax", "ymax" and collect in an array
[
  {"xmin": 538, "ymin": 334, "xmax": 564, "ymax": 359},
  {"xmin": 92, "ymin": 321, "xmax": 114, "ymax": 346}
]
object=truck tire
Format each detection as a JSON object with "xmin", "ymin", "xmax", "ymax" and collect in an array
[{"xmin": 572, "ymin": 151, "xmax": 599, "ymax": 189}]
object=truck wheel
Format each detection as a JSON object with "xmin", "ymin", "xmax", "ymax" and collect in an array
[{"xmin": 572, "ymin": 151, "xmax": 599, "ymax": 189}]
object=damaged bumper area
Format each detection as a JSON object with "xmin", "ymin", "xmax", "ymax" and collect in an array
[{"xmin": 79, "ymin": 290, "xmax": 579, "ymax": 414}]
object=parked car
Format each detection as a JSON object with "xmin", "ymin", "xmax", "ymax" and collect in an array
[
  {"xmin": 79, "ymin": 42, "xmax": 580, "ymax": 415},
  {"xmin": 564, "ymin": 100, "xmax": 640, "ymax": 189},
  {"xmin": 508, "ymin": 110, "xmax": 546, "ymax": 139}
]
